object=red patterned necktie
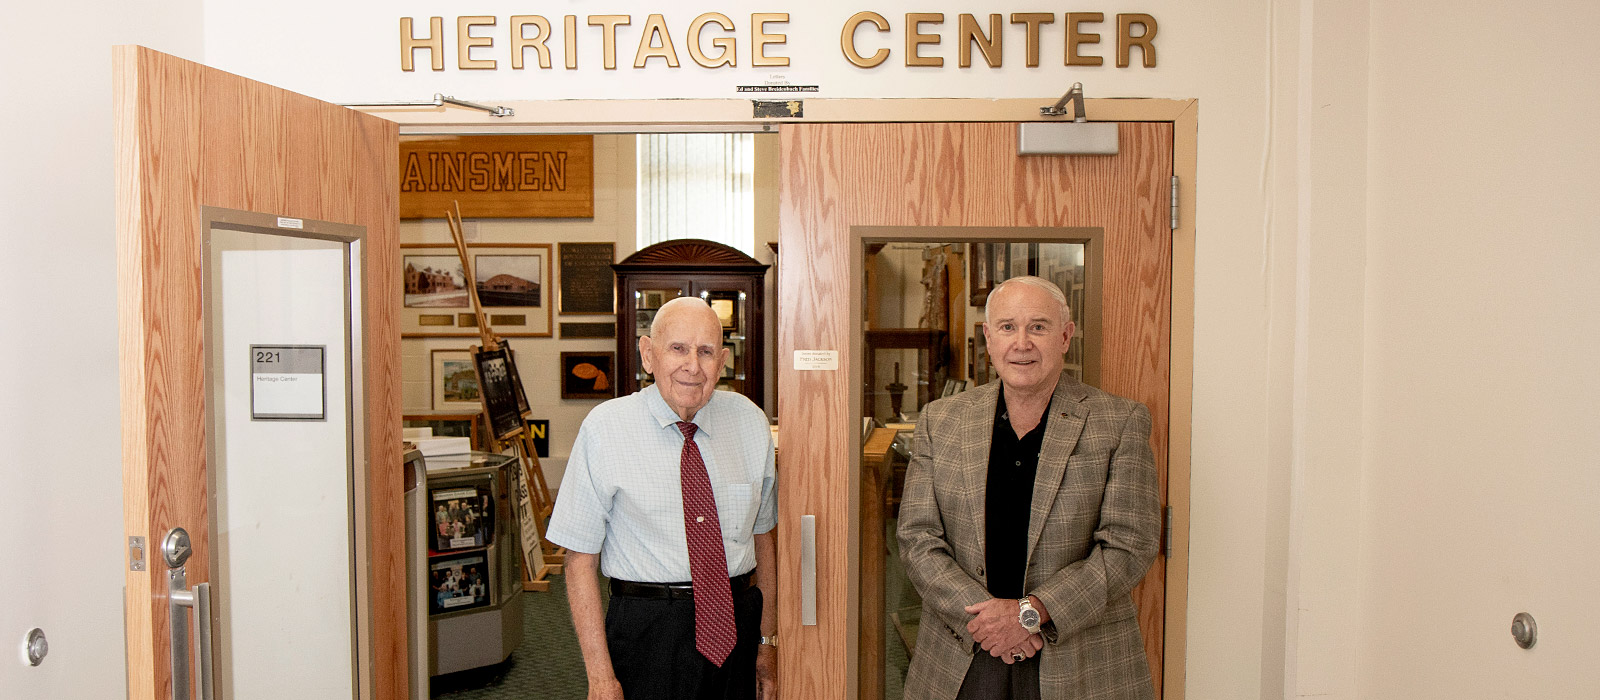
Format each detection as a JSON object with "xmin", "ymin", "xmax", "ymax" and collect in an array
[{"xmin": 676, "ymin": 421, "xmax": 738, "ymax": 666}]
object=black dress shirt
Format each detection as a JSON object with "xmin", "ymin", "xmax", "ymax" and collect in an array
[{"xmin": 984, "ymin": 387, "xmax": 1050, "ymax": 599}]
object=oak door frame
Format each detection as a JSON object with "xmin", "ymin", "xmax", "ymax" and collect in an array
[{"xmin": 369, "ymin": 97, "xmax": 1196, "ymax": 700}]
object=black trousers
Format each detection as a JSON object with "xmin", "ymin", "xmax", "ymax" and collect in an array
[
  {"xmin": 604, "ymin": 583, "xmax": 764, "ymax": 700},
  {"xmin": 955, "ymin": 649, "xmax": 1041, "ymax": 700}
]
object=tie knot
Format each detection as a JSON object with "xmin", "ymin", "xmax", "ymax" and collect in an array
[{"xmin": 676, "ymin": 421, "xmax": 698, "ymax": 439}]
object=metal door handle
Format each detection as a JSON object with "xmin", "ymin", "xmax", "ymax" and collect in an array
[
  {"xmin": 164, "ymin": 528, "xmax": 214, "ymax": 700},
  {"xmin": 800, "ymin": 515, "xmax": 816, "ymax": 626},
  {"xmin": 170, "ymin": 582, "xmax": 214, "ymax": 700}
]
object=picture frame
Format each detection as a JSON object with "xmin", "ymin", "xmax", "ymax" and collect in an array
[
  {"xmin": 401, "ymin": 244, "xmax": 552, "ymax": 338},
  {"xmin": 431, "ymin": 350, "xmax": 481, "ymax": 411},
  {"xmin": 635, "ymin": 308, "xmax": 657, "ymax": 338},
  {"xmin": 706, "ymin": 292, "xmax": 739, "ymax": 332},
  {"xmin": 558, "ymin": 242, "xmax": 617, "ymax": 314},
  {"xmin": 428, "ymin": 552, "xmax": 493, "ymax": 614},
  {"xmin": 430, "ymin": 484, "xmax": 495, "ymax": 553},
  {"xmin": 472, "ymin": 345, "xmax": 525, "ymax": 442},
  {"xmin": 560, "ymin": 351, "xmax": 616, "ymax": 400}
]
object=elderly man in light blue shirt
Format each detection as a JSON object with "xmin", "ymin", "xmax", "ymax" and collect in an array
[{"xmin": 548, "ymin": 297, "xmax": 777, "ymax": 700}]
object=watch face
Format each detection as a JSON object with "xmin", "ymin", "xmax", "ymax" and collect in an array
[{"xmin": 1021, "ymin": 609, "xmax": 1040, "ymax": 627}]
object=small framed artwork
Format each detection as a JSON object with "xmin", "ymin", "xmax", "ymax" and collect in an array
[
  {"xmin": 428, "ymin": 552, "xmax": 493, "ymax": 614},
  {"xmin": 706, "ymin": 292, "xmax": 739, "ymax": 332},
  {"xmin": 431, "ymin": 350, "xmax": 480, "ymax": 411},
  {"xmin": 560, "ymin": 351, "xmax": 616, "ymax": 400},
  {"xmin": 401, "ymin": 244, "xmax": 552, "ymax": 338},
  {"xmin": 635, "ymin": 308, "xmax": 657, "ymax": 338}
]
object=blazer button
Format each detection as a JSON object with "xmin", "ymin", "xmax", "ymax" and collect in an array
[{"xmin": 976, "ymin": 566, "xmax": 985, "ymax": 576}]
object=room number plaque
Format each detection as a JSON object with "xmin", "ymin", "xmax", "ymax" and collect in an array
[{"xmin": 250, "ymin": 345, "xmax": 327, "ymax": 420}]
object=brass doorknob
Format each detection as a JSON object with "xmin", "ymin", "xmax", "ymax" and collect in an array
[{"xmin": 1511, "ymin": 612, "xmax": 1537, "ymax": 649}]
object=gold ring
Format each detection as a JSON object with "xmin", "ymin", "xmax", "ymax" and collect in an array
[{"xmin": 1011, "ymin": 651, "xmax": 1025, "ymax": 662}]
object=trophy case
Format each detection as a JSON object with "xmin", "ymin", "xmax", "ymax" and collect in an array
[{"xmin": 612, "ymin": 239, "xmax": 770, "ymax": 410}]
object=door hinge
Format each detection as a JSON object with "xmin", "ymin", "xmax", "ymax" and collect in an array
[
  {"xmin": 1161, "ymin": 506, "xmax": 1173, "ymax": 558},
  {"xmin": 129, "ymin": 535, "xmax": 146, "ymax": 572},
  {"xmin": 1169, "ymin": 175, "xmax": 1179, "ymax": 230}
]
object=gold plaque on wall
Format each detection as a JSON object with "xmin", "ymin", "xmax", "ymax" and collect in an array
[{"xmin": 399, "ymin": 134, "xmax": 595, "ymax": 219}]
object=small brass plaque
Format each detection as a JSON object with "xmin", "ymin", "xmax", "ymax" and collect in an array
[
  {"xmin": 490, "ymin": 314, "xmax": 527, "ymax": 326},
  {"xmin": 418, "ymin": 314, "xmax": 454, "ymax": 326},
  {"xmin": 458, "ymin": 313, "xmax": 477, "ymax": 327}
]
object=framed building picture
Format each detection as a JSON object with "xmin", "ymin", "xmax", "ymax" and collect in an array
[
  {"xmin": 431, "ymin": 350, "xmax": 480, "ymax": 411},
  {"xmin": 558, "ymin": 242, "xmax": 616, "ymax": 314},
  {"xmin": 401, "ymin": 244, "xmax": 552, "ymax": 337},
  {"xmin": 560, "ymin": 351, "xmax": 616, "ymax": 400}
]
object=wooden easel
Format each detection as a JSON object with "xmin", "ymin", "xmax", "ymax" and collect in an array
[{"xmin": 445, "ymin": 202, "xmax": 566, "ymax": 592}]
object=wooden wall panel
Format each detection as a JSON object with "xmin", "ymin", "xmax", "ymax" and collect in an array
[
  {"xmin": 118, "ymin": 46, "xmax": 400, "ymax": 700},
  {"xmin": 779, "ymin": 122, "xmax": 1173, "ymax": 700}
]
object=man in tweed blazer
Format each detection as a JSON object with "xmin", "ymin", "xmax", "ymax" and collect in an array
[{"xmin": 898, "ymin": 276, "xmax": 1160, "ymax": 700}]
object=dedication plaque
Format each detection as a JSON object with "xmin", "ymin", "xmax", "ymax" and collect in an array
[{"xmin": 558, "ymin": 242, "xmax": 616, "ymax": 314}]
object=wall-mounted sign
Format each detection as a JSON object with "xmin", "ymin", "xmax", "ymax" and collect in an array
[
  {"xmin": 397, "ymin": 11, "xmax": 1158, "ymax": 73},
  {"xmin": 250, "ymin": 345, "xmax": 327, "ymax": 420},
  {"xmin": 400, "ymin": 134, "xmax": 594, "ymax": 219}
]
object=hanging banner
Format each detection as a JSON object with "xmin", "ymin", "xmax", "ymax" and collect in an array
[{"xmin": 400, "ymin": 134, "xmax": 595, "ymax": 219}]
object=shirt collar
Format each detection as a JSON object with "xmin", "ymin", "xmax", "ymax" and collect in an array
[{"xmin": 643, "ymin": 383, "xmax": 717, "ymax": 437}]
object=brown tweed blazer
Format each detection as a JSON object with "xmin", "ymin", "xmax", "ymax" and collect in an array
[{"xmin": 897, "ymin": 373, "xmax": 1159, "ymax": 700}]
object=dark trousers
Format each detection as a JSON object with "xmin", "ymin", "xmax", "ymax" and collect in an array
[
  {"xmin": 955, "ymin": 650, "xmax": 1041, "ymax": 700},
  {"xmin": 605, "ymin": 583, "xmax": 764, "ymax": 700}
]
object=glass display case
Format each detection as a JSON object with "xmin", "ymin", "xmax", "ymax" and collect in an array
[{"xmin": 612, "ymin": 239, "xmax": 769, "ymax": 410}]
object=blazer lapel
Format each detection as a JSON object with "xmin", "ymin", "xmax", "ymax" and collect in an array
[
  {"xmin": 962, "ymin": 382, "xmax": 1001, "ymax": 542},
  {"xmin": 1025, "ymin": 373, "xmax": 1089, "ymax": 561}
]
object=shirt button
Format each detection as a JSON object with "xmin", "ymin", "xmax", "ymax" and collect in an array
[
  {"xmin": 696, "ymin": 516, "xmax": 705, "ymax": 523},
  {"xmin": 1015, "ymin": 461, "xmax": 1022, "ymax": 466}
]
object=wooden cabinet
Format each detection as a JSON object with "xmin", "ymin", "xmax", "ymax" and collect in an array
[{"xmin": 612, "ymin": 239, "xmax": 769, "ymax": 410}]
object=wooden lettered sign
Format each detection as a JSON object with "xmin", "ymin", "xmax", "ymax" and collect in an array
[{"xmin": 400, "ymin": 134, "xmax": 595, "ymax": 219}]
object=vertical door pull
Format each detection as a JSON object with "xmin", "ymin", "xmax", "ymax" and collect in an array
[
  {"xmin": 800, "ymin": 515, "xmax": 817, "ymax": 626},
  {"xmin": 164, "ymin": 528, "xmax": 214, "ymax": 700}
]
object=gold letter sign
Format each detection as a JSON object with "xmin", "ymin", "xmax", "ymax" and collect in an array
[{"xmin": 399, "ymin": 134, "xmax": 595, "ymax": 219}]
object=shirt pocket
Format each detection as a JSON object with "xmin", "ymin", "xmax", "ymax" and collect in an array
[{"xmin": 712, "ymin": 481, "xmax": 757, "ymax": 538}]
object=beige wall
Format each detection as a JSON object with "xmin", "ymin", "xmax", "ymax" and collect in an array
[
  {"xmin": 1358, "ymin": 0, "xmax": 1600, "ymax": 696},
  {"xmin": 400, "ymin": 133, "xmax": 780, "ymax": 489},
  {"xmin": 0, "ymin": 4, "xmax": 202, "ymax": 699}
]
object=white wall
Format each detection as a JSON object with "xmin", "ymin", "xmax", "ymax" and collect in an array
[
  {"xmin": 0, "ymin": 2, "xmax": 202, "ymax": 697},
  {"xmin": 1360, "ymin": 1, "xmax": 1600, "ymax": 696}
]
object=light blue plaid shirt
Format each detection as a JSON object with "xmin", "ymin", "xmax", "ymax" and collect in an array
[{"xmin": 547, "ymin": 385, "xmax": 777, "ymax": 583}]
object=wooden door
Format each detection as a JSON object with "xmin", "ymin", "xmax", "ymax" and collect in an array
[
  {"xmin": 777, "ymin": 123, "xmax": 1173, "ymax": 700},
  {"xmin": 115, "ymin": 46, "xmax": 401, "ymax": 700}
]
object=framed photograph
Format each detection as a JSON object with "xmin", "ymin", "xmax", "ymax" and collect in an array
[
  {"xmin": 558, "ymin": 242, "xmax": 617, "ymax": 314},
  {"xmin": 431, "ymin": 350, "xmax": 480, "ymax": 411},
  {"xmin": 428, "ymin": 552, "xmax": 493, "ymax": 614},
  {"xmin": 472, "ymin": 345, "xmax": 525, "ymax": 442},
  {"xmin": 401, "ymin": 244, "xmax": 552, "ymax": 338},
  {"xmin": 706, "ymin": 291, "xmax": 739, "ymax": 332},
  {"xmin": 430, "ymin": 485, "xmax": 494, "ymax": 552},
  {"xmin": 560, "ymin": 352, "xmax": 616, "ymax": 400},
  {"xmin": 404, "ymin": 256, "xmax": 468, "ymax": 308}
]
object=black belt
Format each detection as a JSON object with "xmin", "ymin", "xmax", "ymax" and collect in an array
[{"xmin": 610, "ymin": 572, "xmax": 754, "ymax": 600}]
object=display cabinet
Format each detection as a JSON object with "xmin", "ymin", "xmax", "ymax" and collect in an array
[
  {"xmin": 612, "ymin": 239, "xmax": 769, "ymax": 410},
  {"xmin": 421, "ymin": 452, "xmax": 524, "ymax": 676}
]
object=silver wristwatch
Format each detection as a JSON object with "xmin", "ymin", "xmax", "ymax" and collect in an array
[{"xmin": 1018, "ymin": 597, "xmax": 1042, "ymax": 635}]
